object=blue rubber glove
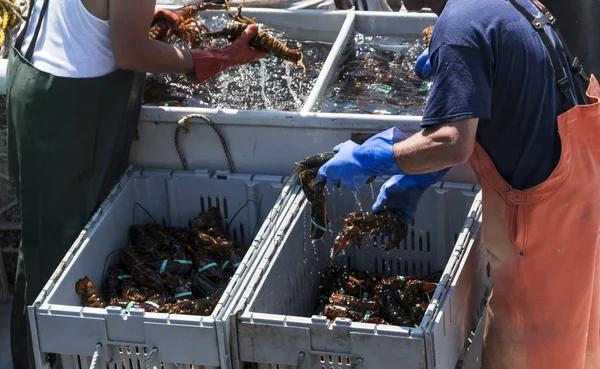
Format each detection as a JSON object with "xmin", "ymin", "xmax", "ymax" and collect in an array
[
  {"xmin": 372, "ymin": 168, "xmax": 451, "ymax": 224},
  {"xmin": 316, "ymin": 127, "xmax": 407, "ymax": 191},
  {"xmin": 414, "ymin": 48, "xmax": 431, "ymax": 78}
]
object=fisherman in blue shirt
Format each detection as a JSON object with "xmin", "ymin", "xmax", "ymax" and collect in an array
[{"xmin": 316, "ymin": 0, "xmax": 599, "ymax": 367}]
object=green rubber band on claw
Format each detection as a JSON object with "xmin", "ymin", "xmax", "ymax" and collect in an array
[
  {"xmin": 363, "ymin": 311, "xmax": 371, "ymax": 320},
  {"xmin": 311, "ymin": 218, "xmax": 327, "ymax": 232},
  {"xmin": 198, "ymin": 262, "xmax": 217, "ymax": 273},
  {"xmin": 175, "ymin": 292, "xmax": 192, "ymax": 298},
  {"xmin": 118, "ymin": 275, "xmax": 132, "ymax": 280},
  {"xmin": 125, "ymin": 301, "xmax": 135, "ymax": 313},
  {"xmin": 220, "ymin": 261, "xmax": 230, "ymax": 271},
  {"xmin": 233, "ymin": 262, "xmax": 240, "ymax": 268},
  {"xmin": 145, "ymin": 301, "xmax": 160, "ymax": 308},
  {"xmin": 176, "ymin": 260, "xmax": 193, "ymax": 264},
  {"xmin": 159, "ymin": 260, "xmax": 168, "ymax": 274}
]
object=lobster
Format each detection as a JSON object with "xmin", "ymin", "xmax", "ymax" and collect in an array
[
  {"xmin": 150, "ymin": 2, "xmax": 225, "ymax": 48},
  {"xmin": 323, "ymin": 304, "xmax": 363, "ymax": 322},
  {"xmin": 422, "ymin": 25, "xmax": 434, "ymax": 48},
  {"xmin": 329, "ymin": 293, "xmax": 379, "ymax": 313},
  {"xmin": 75, "ymin": 276, "xmax": 106, "ymax": 308},
  {"xmin": 169, "ymin": 296, "xmax": 220, "ymax": 315},
  {"xmin": 119, "ymin": 246, "xmax": 167, "ymax": 295},
  {"xmin": 329, "ymin": 210, "xmax": 408, "ymax": 264},
  {"xmin": 205, "ymin": 0, "xmax": 304, "ymax": 68},
  {"xmin": 278, "ymin": 152, "xmax": 334, "ymax": 240}
]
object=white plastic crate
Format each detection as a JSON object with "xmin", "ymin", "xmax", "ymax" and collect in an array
[
  {"xmin": 28, "ymin": 167, "xmax": 303, "ymax": 369},
  {"xmin": 228, "ymin": 179, "xmax": 488, "ymax": 369}
]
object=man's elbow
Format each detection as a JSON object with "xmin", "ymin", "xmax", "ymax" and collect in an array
[
  {"xmin": 429, "ymin": 119, "xmax": 477, "ymax": 166},
  {"xmin": 449, "ymin": 143, "xmax": 473, "ymax": 165},
  {"xmin": 113, "ymin": 49, "xmax": 139, "ymax": 71},
  {"xmin": 111, "ymin": 38, "xmax": 146, "ymax": 71}
]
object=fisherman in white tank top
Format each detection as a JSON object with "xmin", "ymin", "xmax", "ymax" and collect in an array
[{"xmin": 7, "ymin": 0, "xmax": 267, "ymax": 367}]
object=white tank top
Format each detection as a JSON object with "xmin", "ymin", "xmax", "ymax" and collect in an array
[{"xmin": 19, "ymin": 0, "xmax": 118, "ymax": 78}]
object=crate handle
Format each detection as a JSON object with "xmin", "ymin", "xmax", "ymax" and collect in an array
[{"xmin": 89, "ymin": 343, "xmax": 102, "ymax": 369}]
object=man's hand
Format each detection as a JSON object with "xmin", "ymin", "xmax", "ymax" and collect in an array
[
  {"xmin": 316, "ymin": 127, "xmax": 408, "ymax": 191},
  {"xmin": 187, "ymin": 24, "xmax": 269, "ymax": 83},
  {"xmin": 414, "ymin": 48, "xmax": 431, "ymax": 78},
  {"xmin": 372, "ymin": 169, "xmax": 451, "ymax": 223},
  {"xmin": 222, "ymin": 24, "xmax": 270, "ymax": 67}
]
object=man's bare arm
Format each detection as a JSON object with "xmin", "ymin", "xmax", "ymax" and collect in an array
[
  {"xmin": 393, "ymin": 118, "xmax": 479, "ymax": 174},
  {"xmin": 109, "ymin": 0, "xmax": 195, "ymax": 74}
]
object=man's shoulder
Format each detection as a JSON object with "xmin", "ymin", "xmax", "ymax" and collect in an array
[{"xmin": 432, "ymin": 0, "xmax": 524, "ymax": 50}]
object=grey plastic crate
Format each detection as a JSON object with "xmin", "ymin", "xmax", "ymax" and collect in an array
[
  {"xmin": 27, "ymin": 167, "xmax": 302, "ymax": 369},
  {"xmin": 228, "ymin": 179, "xmax": 488, "ymax": 369}
]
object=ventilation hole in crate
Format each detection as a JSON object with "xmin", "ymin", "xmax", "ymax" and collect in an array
[
  {"xmin": 77, "ymin": 356, "xmax": 83, "ymax": 369},
  {"xmin": 143, "ymin": 347, "xmax": 148, "ymax": 355},
  {"xmin": 190, "ymin": 365, "xmax": 194, "ymax": 369},
  {"xmin": 216, "ymin": 197, "xmax": 220, "ymax": 209},
  {"xmin": 420, "ymin": 261, "xmax": 424, "ymax": 276},
  {"xmin": 135, "ymin": 346, "xmax": 139, "ymax": 355},
  {"xmin": 200, "ymin": 197, "xmax": 205, "ymax": 213},
  {"xmin": 374, "ymin": 257, "xmax": 378, "ymax": 274},
  {"xmin": 404, "ymin": 260, "xmax": 409, "ymax": 275},
  {"xmin": 126, "ymin": 346, "xmax": 131, "ymax": 354},
  {"xmin": 106, "ymin": 364, "xmax": 110, "ymax": 369},
  {"xmin": 137, "ymin": 359, "xmax": 141, "ymax": 369},
  {"xmin": 208, "ymin": 197, "xmax": 213, "ymax": 208},
  {"xmin": 411, "ymin": 229, "xmax": 415, "ymax": 251},
  {"xmin": 412, "ymin": 261, "xmax": 417, "ymax": 275},
  {"xmin": 403, "ymin": 235, "xmax": 408, "ymax": 251},
  {"xmin": 426, "ymin": 231, "xmax": 431, "ymax": 252},
  {"xmin": 224, "ymin": 198, "xmax": 229, "ymax": 219},
  {"xmin": 322, "ymin": 367, "xmax": 326, "ymax": 369},
  {"xmin": 113, "ymin": 363, "xmax": 118, "ymax": 369},
  {"xmin": 427, "ymin": 262, "xmax": 431, "ymax": 274},
  {"xmin": 346, "ymin": 357, "xmax": 351, "ymax": 365},
  {"xmin": 240, "ymin": 224, "xmax": 245, "ymax": 244},
  {"xmin": 233, "ymin": 229, "xmax": 238, "ymax": 242},
  {"xmin": 347, "ymin": 255, "xmax": 352, "ymax": 268},
  {"xmin": 381, "ymin": 259, "xmax": 386, "ymax": 276},
  {"xmin": 128, "ymin": 358, "xmax": 133, "ymax": 369},
  {"xmin": 161, "ymin": 362, "xmax": 165, "ymax": 369},
  {"xmin": 118, "ymin": 345, "xmax": 123, "ymax": 353},
  {"xmin": 454, "ymin": 233, "xmax": 458, "ymax": 244},
  {"xmin": 328, "ymin": 355, "xmax": 333, "ymax": 363},
  {"xmin": 397, "ymin": 259, "xmax": 401, "ymax": 275},
  {"xmin": 337, "ymin": 356, "xmax": 342, "ymax": 365},
  {"xmin": 419, "ymin": 236, "xmax": 423, "ymax": 252}
]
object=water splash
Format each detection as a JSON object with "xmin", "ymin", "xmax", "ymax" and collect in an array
[
  {"xmin": 351, "ymin": 191, "xmax": 364, "ymax": 212},
  {"xmin": 143, "ymin": 27, "xmax": 333, "ymax": 111},
  {"xmin": 259, "ymin": 59, "xmax": 272, "ymax": 110},
  {"xmin": 285, "ymin": 63, "xmax": 303, "ymax": 107}
]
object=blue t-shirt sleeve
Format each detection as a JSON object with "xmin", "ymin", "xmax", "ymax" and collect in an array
[{"xmin": 421, "ymin": 44, "xmax": 493, "ymax": 127}]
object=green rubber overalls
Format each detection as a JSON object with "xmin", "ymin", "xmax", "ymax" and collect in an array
[{"xmin": 6, "ymin": 0, "xmax": 145, "ymax": 366}]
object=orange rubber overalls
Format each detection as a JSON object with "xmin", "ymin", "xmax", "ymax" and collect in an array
[{"xmin": 468, "ymin": 1, "xmax": 600, "ymax": 368}]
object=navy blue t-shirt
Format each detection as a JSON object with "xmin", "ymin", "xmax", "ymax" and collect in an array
[{"xmin": 421, "ymin": 0, "xmax": 586, "ymax": 190}]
